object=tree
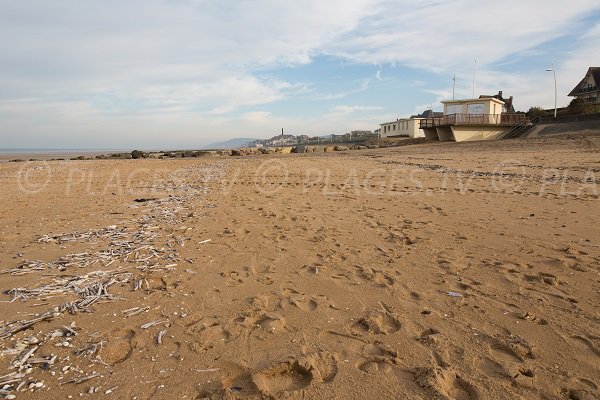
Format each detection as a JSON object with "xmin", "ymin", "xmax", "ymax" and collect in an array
[
  {"xmin": 567, "ymin": 98, "xmax": 591, "ymax": 115},
  {"xmin": 526, "ymin": 106, "xmax": 547, "ymax": 118}
]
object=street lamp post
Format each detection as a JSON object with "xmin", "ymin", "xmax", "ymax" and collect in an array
[{"xmin": 546, "ymin": 63, "xmax": 557, "ymax": 118}]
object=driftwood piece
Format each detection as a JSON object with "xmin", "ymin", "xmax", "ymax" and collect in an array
[{"xmin": 60, "ymin": 372, "xmax": 101, "ymax": 385}]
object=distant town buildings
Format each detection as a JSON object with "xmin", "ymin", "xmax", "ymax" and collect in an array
[
  {"xmin": 249, "ymin": 134, "xmax": 296, "ymax": 147},
  {"xmin": 568, "ymin": 67, "xmax": 600, "ymax": 104},
  {"xmin": 296, "ymin": 135, "xmax": 310, "ymax": 143},
  {"xmin": 247, "ymin": 130, "xmax": 376, "ymax": 147}
]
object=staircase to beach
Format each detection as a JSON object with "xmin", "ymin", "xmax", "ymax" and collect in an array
[{"xmin": 501, "ymin": 117, "xmax": 539, "ymax": 139}]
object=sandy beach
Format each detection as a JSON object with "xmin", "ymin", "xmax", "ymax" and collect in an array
[{"xmin": 0, "ymin": 135, "xmax": 599, "ymax": 399}]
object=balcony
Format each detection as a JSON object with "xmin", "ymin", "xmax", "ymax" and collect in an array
[
  {"xmin": 420, "ymin": 113, "xmax": 526, "ymax": 128},
  {"xmin": 573, "ymin": 86, "xmax": 597, "ymax": 95}
]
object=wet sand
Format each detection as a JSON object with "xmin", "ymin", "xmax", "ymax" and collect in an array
[{"xmin": 0, "ymin": 135, "xmax": 599, "ymax": 399}]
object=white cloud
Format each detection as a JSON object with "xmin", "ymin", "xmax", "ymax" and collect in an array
[
  {"xmin": 329, "ymin": 105, "xmax": 384, "ymax": 115},
  {"xmin": 0, "ymin": 0, "xmax": 599, "ymax": 147},
  {"xmin": 328, "ymin": 0, "xmax": 599, "ymax": 69},
  {"xmin": 439, "ymin": 19, "xmax": 600, "ymax": 112},
  {"xmin": 242, "ymin": 111, "xmax": 272, "ymax": 122}
]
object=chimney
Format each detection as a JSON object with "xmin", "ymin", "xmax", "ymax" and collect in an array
[{"xmin": 498, "ymin": 90, "xmax": 503, "ymax": 98}]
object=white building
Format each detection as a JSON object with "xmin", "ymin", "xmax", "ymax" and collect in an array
[
  {"xmin": 420, "ymin": 96, "xmax": 525, "ymax": 142},
  {"xmin": 379, "ymin": 110, "xmax": 442, "ymax": 138}
]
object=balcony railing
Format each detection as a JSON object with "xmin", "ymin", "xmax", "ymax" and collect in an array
[
  {"xmin": 573, "ymin": 86, "xmax": 597, "ymax": 95},
  {"xmin": 419, "ymin": 113, "xmax": 526, "ymax": 128}
]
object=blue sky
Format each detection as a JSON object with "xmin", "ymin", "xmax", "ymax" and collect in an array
[{"xmin": 1, "ymin": 0, "xmax": 599, "ymax": 149}]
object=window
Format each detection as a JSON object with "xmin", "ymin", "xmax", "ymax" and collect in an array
[{"xmin": 467, "ymin": 103, "xmax": 485, "ymax": 114}]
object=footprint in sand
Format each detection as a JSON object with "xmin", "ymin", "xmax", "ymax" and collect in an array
[
  {"xmin": 185, "ymin": 317, "xmax": 232, "ymax": 352},
  {"xmin": 252, "ymin": 352, "xmax": 338, "ymax": 397},
  {"xmin": 356, "ymin": 343, "xmax": 400, "ymax": 374},
  {"xmin": 221, "ymin": 270, "xmax": 245, "ymax": 287},
  {"xmin": 197, "ymin": 361, "xmax": 260, "ymax": 398},
  {"xmin": 352, "ymin": 310, "xmax": 402, "ymax": 335},
  {"xmin": 305, "ymin": 351, "xmax": 338, "ymax": 383},
  {"xmin": 410, "ymin": 291, "xmax": 423, "ymax": 301},
  {"xmin": 356, "ymin": 265, "xmax": 396, "ymax": 287},
  {"xmin": 523, "ymin": 272, "xmax": 560, "ymax": 285},
  {"xmin": 571, "ymin": 334, "xmax": 600, "ymax": 358},
  {"xmin": 248, "ymin": 260, "xmax": 275, "ymax": 282},
  {"xmin": 282, "ymin": 293, "xmax": 319, "ymax": 311},
  {"xmin": 197, "ymin": 324, "xmax": 230, "ymax": 351},
  {"xmin": 510, "ymin": 366, "xmax": 536, "ymax": 389},
  {"xmin": 416, "ymin": 327, "xmax": 441, "ymax": 347},
  {"xmin": 486, "ymin": 335, "xmax": 536, "ymax": 363},
  {"xmin": 477, "ymin": 356, "xmax": 511, "ymax": 380},
  {"xmin": 414, "ymin": 367, "xmax": 480, "ymax": 400},
  {"xmin": 102, "ymin": 329, "xmax": 136, "ymax": 365},
  {"xmin": 563, "ymin": 376, "xmax": 600, "ymax": 400},
  {"xmin": 231, "ymin": 310, "xmax": 287, "ymax": 336},
  {"xmin": 250, "ymin": 294, "xmax": 271, "ymax": 311},
  {"xmin": 252, "ymin": 360, "xmax": 313, "ymax": 397},
  {"xmin": 278, "ymin": 289, "xmax": 332, "ymax": 312},
  {"xmin": 151, "ymin": 340, "xmax": 183, "ymax": 377}
]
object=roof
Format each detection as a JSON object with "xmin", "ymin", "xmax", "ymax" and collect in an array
[
  {"xmin": 442, "ymin": 97, "xmax": 505, "ymax": 105},
  {"xmin": 380, "ymin": 120, "xmax": 400, "ymax": 126},
  {"xmin": 568, "ymin": 67, "xmax": 600, "ymax": 96},
  {"xmin": 380, "ymin": 109, "xmax": 443, "ymax": 125},
  {"xmin": 479, "ymin": 91, "xmax": 515, "ymax": 113},
  {"xmin": 410, "ymin": 109, "xmax": 443, "ymax": 119}
]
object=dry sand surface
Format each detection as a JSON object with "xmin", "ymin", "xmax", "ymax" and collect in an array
[{"xmin": 0, "ymin": 135, "xmax": 599, "ymax": 399}]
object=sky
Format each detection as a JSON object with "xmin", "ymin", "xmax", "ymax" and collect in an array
[{"xmin": 1, "ymin": 0, "xmax": 600, "ymax": 150}]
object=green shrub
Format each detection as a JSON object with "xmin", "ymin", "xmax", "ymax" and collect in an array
[
  {"xmin": 566, "ymin": 98, "xmax": 589, "ymax": 115},
  {"xmin": 526, "ymin": 106, "xmax": 547, "ymax": 118}
]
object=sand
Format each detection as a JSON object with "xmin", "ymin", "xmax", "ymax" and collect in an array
[{"xmin": 0, "ymin": 134, "xmax": 599, "ymax": 399}]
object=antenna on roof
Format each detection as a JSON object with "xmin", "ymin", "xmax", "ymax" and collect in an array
[
  {"xmin": 472, "ymin": 59, "xmax": 477, "ymax": 98},
  {"xmin": 452, "ymin": 74, "xmax": 456, "ymax": 100}
]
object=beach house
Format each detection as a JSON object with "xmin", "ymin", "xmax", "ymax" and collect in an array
[
  {"xmin": 420, "ymin": 95, "xmax": 525, "ymax": 142},
  {"xmin": 568, "ymin": 67, "xmax": 600, "ymax": 105},
  {"xmin": 380, "ymin": 110, "xmax": 442, "ymax": 139},
  {"xmin": 379, "ymin": 120, "xmax": 400, "ymax": 137}
]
